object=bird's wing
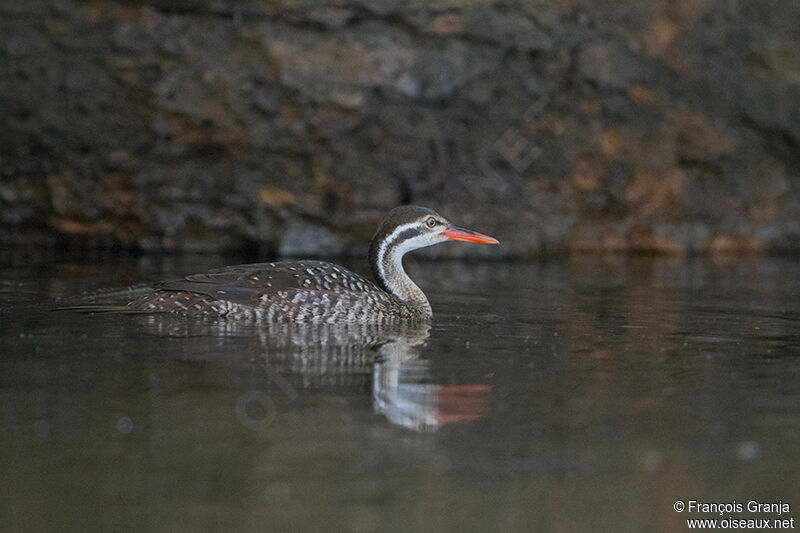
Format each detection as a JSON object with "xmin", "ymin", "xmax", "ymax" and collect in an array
[
  {"xmin": 155, "ymin": 263, "xmax": 303, "ymax": 306},
  {"xmin": 153, "ymin": 261, "xmax": 378, "ymax": 306}
]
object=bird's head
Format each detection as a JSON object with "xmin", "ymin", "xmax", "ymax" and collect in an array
[{"xmin": 371, "ymin": 206, "xmax": 499, "ymax": 260}]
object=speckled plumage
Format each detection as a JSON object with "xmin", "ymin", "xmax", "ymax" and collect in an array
[
  {"xmin": 127, "ymin": 260, "xmax": 428, "ymax": 324},
  {"xmin": 124, "ymin": 206, "xmax": 498, "ymax": 324}
]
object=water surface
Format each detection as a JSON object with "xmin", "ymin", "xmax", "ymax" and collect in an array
[{"xmin": 2, "ymin": 254, "xmax": 799, "ymax": 532}]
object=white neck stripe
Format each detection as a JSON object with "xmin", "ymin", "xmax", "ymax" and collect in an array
[{"xmin": 376, "ymin": 222, "xmax": 419, "ymax": 297}]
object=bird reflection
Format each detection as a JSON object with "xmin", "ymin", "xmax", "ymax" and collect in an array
[
  {"xmin": 372, "ymin": 331, "xmax": 490, "ymax": 431},
  {"xmin": 131, "ymin": 315, "xmax": 490, "ymax": 431}
]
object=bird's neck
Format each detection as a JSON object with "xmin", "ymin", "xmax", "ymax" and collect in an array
[{"xmin": 369, "ymin": 233, "xmax": 432, "ymax": 317}]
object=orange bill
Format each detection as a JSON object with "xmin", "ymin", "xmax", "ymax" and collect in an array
[{"xmin": 442, "ymin": 226, "xmax": 499, "ymax": 245}]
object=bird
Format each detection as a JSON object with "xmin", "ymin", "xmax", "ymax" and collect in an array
[{"xmin": 68, "ymin": 206, "xmax": 499, "ymax": 323}]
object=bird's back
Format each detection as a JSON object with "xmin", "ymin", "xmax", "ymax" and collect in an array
[{"xmin": 127, "ymin": 261, "xmax": 426, "ymax": 323}]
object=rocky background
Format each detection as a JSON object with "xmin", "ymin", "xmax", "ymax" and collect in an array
[{"xmin": 1, "ymin": 0, "xmax": 799, "ymax": 256}]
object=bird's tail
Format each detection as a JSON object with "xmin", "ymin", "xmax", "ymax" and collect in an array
[
  {"xmin": 52, "ymin": 305, "xmax": 133, "ymax": 314},
  {"xmin": 53, "ymin": 284, "xmax": 154, "ymax": 314}
]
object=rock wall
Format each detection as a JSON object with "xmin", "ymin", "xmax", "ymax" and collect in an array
[{"xmin": 2, "ymin": 0, "xmax": 799, "ymax": 255}]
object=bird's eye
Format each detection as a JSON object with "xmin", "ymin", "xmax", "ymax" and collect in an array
[{"xmin": 426, "ymin": 217, "xmax": 437, "ymax": 228}]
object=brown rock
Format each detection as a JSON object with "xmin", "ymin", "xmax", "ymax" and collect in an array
[{"xmin": 1, "ymin": 0, "xmax": 799, "ymax": 255}]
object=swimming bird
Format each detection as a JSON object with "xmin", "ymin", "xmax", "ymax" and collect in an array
[{"xmin": 96, "ymin": 206, "xmax": 498, "ymax": 323}]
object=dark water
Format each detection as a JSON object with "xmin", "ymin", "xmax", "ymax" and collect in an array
[{"xmin": 2, "ymin": 254, "xmax": 799, "ymax": 532}]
